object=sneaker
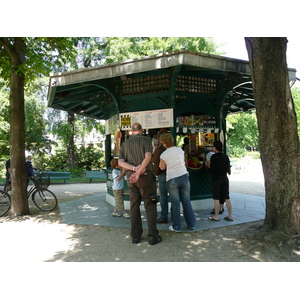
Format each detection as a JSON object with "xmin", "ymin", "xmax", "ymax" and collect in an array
[
  {"xmin": 189, "ymin": 227, "xmax": 195, "ymax": 230},
  {"xmin": 112, "ymin": 212, "xmax": 122, "ymax": 217},
  {"xmin": 123, "ymin": 213, "xmax": 130, "ymax": 219},
  {"xmin": 169, "ymin": 225, "xmax": 182, "ymax": 233}
]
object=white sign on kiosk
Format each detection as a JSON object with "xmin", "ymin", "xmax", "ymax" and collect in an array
[{"xmin": 120, "ymin": 108, "xmax": 173, "ymax": 130}]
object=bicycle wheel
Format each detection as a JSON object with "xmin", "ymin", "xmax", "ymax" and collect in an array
[
  {"xmin": 0, "ymin": 190, "xmax": 11, "ymax": 217},
  {"xmin": 32, "ymin": 189, "xmax": 58, "ymax": 212}
]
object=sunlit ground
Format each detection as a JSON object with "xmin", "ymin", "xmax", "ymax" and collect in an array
[
  {"xmin": 0, "ymin": 217, "xmax": 78, "ymax": 262},
  {"xmin": 1, "ymin": 158, "xmax": 299, "ymax": 262}
]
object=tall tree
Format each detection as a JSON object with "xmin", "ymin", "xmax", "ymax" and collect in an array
[
  {"xmin": 0, "ymin": 37, "xmax": 76, "ymax": 216},
  {"xmin": 245, "ymin": 37, "xmax": 300, "ymax": 239}
]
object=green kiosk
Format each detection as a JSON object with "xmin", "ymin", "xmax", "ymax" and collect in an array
[{"xmin": 47, "ymin": 50, "xmax": 296, "ymax": 209}]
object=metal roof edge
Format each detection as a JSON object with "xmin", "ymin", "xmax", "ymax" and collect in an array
[{"xmin": 49, "ymin": 50, "xmax": 253, "ymax": 88}]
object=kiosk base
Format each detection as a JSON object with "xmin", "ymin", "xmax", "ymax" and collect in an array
[{"xmin": 105, "ymin": 193, "xmax": 213, "ymax": 212}]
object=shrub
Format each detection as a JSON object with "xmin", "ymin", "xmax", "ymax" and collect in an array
[
  {"xmin": 70, "ymin": 166, "xmax": 85, "ymax": 178},
  {"xmin": 33, "ymin": 145, "xmax": 106, "ymax": 171},
  {"xmin": 226, "ymin": 144, "xmax": 247, "ymax": 158}
]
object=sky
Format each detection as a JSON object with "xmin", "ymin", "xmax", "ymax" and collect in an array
[{"xmin": 214, "ymin": 36, "xmax": 299, "ymax": 85}]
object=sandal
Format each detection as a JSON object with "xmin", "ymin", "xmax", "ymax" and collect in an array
[
  {"xmin": 208, "ymin": 217, "xmax": 220, "ymax": 221},
  {"xmin": 224, "ymin": 216, "xmax": 233, "ymax": 221},
  {"xmin": 210, "ymin": 209, "xmax": 224, "ymax": 214}
]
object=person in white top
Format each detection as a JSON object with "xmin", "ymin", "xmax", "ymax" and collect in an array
[
  {"xmin": 205, "ymin": 150, "xmax": 215, "ymax": 168},
  {"xmin": 159, "ymin": 133, "xmax": 196, "ymax": 232}
]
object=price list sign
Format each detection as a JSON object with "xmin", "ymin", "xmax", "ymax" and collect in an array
[{"xmin": 120, "ymin": 108, "xmax": 173, "ymax": 130}]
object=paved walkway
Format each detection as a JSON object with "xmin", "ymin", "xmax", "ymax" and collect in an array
[{"xmin": 58, "ymin": 191, "xmax": 265, "ymax": 232}]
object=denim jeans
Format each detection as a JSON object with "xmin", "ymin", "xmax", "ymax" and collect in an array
[
  {"xmin": 167, "ymin": 173, "xmax": 195, "ymax": 231},
  {"xmin": 158, "ymin": 173, "xmax": 169, "ymax": 221}
]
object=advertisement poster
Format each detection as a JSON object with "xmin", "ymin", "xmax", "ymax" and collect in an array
[
  {"xmin": 105, "ymin": 114, "xmax": 119, "ymax": 135},
  {"xmin": 200, "ymin": 132, "xmax": 215, "ymax": 145}
]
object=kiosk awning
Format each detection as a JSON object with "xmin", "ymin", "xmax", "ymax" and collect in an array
[{"xmin": 47, "ymin": 50, "xmax": 297, "ymax": 119}]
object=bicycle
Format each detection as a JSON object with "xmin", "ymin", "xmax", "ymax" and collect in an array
[
  {"xmin": 0, "ymin": 189, "xmax": 11, "ymax": 217},
  {"xmin": 0, "ymin": 172, "xmax": 58, "ymax": 217}
]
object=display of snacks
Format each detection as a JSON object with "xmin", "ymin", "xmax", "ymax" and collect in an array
[
  {"xmin": 176, "ymin": 115, "xmax": 216, "ymax": 128},
  {"xmin": 186, "ymin": 155, "xmax": 204, "ymax": 169}
]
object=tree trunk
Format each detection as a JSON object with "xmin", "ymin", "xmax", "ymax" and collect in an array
[
  {"xmin": 67, "ymin": 111, "xmax": 76, "ymax": 169},
  {"xmin": 245, "ymin": 37, "xmax": 300, "ymax": 235},
  {"xmin": 8, "ymin": 38, "xmax": 30, "ymax": 216}
]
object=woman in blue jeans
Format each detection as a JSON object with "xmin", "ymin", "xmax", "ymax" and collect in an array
[{"xmin": 159, "ymin": 133, "xmax": 196, "ymax": 232}]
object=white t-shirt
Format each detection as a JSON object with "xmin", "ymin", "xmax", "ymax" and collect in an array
[
  {"xmin": 112, "ymin": 168, "xmax": 124, "ymax": 190},
  {"xmin": 160, "ymin": 146, "xmax": 188, "ymax": 181},
  {"xmin": 206, "ymin": 151, "xmax": 215, "ymax": 161}
]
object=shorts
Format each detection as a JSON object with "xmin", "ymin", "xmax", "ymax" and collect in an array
[
  {"xmin": 113, "ymin": 189, "xmax": 124, "ymax": 211},
  {"xmin": 212, "ymin": 177, "xmax": 229, "ymax": 201}
]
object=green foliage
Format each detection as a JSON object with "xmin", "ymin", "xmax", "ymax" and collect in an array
[
  {"xmin": 75, "ymin": 144, "xmax": 105, "ymax": 170},
  {"xmin": 247, "ymin": 151, "xmax": 261, "ymax": 159},
  {"xmin": 226, "ymin": 111, "xmax": 259, "ymax": 157},
  {"xmin": 0, "ymin": 82, "xmax": 10, "ymax": 160},
  {"xmin": 35, "ymin": 149, "xmax": 68, "ymax": 171},
  {"xmin": 0, "ymin": 77, "xmax": 56, "ymax": 159},
  {"xmin": 291, "ymin": 86, "xmax": 300, "ymax": 137},
  {"xmin": 24, "ymin": 89, "xmax": 56, "ymax": 155},
  {"xmin": 103, "ymin": 37, "xmax": 221, "ymax": 64},
  {"xmin": 226, "ymin": 144, "xmax": 248, "ymax": 158},
  {"xmin": 33, "ymin": 144, "xmax": 105, "ymax": 172},
  {"xmin": 0, "ymin": 37, "xmax": 77, "ymax": 89},
  {"xmin": 70, "ymin": 166, "xmax": 85, "ymax": 178}
]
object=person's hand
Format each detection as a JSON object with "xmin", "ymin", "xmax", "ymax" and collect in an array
[
  {"xmin": 135, "ymin": 165, "xmax": 146, "ymax": 174},
  {"xmin": 129, "ymin": 172, "xmax": 140, "ymax": 183},
  {"xmin": 129, "ymin": 165, "xmax": 147, "ymax": 183}
]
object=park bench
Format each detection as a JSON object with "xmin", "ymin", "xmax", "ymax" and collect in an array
[
  {"xmin": 36, "ymin": 171, "xmax": 71, "ymax": 184},
  {"xmin": 86, "ymin": 170, "xmax": 106, "ymax": 183}
]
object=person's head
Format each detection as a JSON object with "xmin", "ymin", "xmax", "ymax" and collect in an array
[
  {"xmin": 156, "ymin": 128, "xmax": 167, "ymax": 139},
  {"xmin": 160, "ymin": 133, "xmax": 174, "ymax": 148},
  {"xmin": 213, "ymin": 141, "xmax": 223, "ymax": 152},
  {"xmin": 157, "ymin": 131, "xmax": 166, "ymax": 142},
  {"xmin": 183, "ymin": 137, "xmax": 189, "ymax": 144},
  {"xmin": 27, "ymin": 155, "xmax": 33, "ymax": 161},
  {"xmin": 131, "ymin": 123, "xmax": 142, "ymax": 134},
  {"xmin": 110, "ymin": 158, "xmax": 119, "ymax": 169}
]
